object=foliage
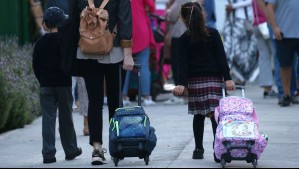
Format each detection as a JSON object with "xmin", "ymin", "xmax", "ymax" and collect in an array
[
  {"xmin": 0, "ymin": 36, "xmax": 40, "ymax": 132},
  {"xmin": 0, "ymin": 72, "xmax": 13, "ymax": 129}
]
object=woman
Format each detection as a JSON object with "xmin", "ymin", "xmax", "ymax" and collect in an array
[
  {"xmin": 172, "ymin": 1, "xmax": 235, "ymax": 162},
  {"xmin": 252, "ymin": 0, "xmax": 277, "ymax": 98},
  {"xmin": 122, "ymin": 0, "xmax": 156, "ymax": 106},
  {"xmin": 65, "ymin": 0, "xmax": 134, "ymax": 165}
]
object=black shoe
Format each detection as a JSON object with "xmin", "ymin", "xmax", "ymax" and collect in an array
[
  {"xmin": 213, "ymin": 153, "xmax": 220, "ymax": 163},
  {"xmin": 192, "ymin": 149, "xmax": 204, "ymax": 159},
  {"xmin": 65, "ymin": 147, "xmax": 82, "ymax": 160},
  {"xmin": 263, "ymin": 90, "xmax": 278, "ymax": 98},
  {"xmin": 91, "ymin": 149, "xmax": 106, "ymax": 165},
  {"xmin": 43, "ymin": 157, "xmax": 56, "ymax": 164},
  {"xmin": 280, "ymin": 95, "xmax": 292, "ymax": 107},
  {"xmin": 278, "ymin": 97, "xmax": 283, "ymax": 105}
]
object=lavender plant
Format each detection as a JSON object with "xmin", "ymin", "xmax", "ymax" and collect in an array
[{"xmin": 0, "ymin": 37, "xmax": 40, "ymax": 132}]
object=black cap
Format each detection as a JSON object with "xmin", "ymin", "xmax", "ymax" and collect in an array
[{"xmin": 43, "ymin": 7, "xmax": 67, "ymax": 29}]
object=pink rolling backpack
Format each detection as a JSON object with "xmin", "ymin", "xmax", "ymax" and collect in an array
[{"xmin": 213, "ymin": 85, "xmax": 268, "ymax": 167}]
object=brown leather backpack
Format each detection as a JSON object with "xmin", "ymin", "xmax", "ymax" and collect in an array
[{"xmin": 79, "ymin": 0, "xmax": 115, "ymax": 55}]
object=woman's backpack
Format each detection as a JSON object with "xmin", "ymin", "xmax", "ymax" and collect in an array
[{"xmin": 79, "ymin": 0, "xmax": 115, "ymax": 55}]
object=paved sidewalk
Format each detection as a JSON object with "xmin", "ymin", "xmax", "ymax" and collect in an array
[{"xmin": 0, "ymin": 83, "xmax": 298, "ymax": 168}]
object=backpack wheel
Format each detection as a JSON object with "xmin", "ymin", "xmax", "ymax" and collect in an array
[
  {"xmin": 114, "ymin": 157, "xmax": 119, "ymax": 166},
  {"xmin": 221, "ymin": 158, "xmax": 226, "ymax": 168},
  {"xmin": 144, "ymin": 155, "xmax": 149, "ymax": 165}
]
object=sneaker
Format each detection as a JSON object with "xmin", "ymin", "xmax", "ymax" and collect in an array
[
  {"xmin": 72, "ymin": 103, "xmax": 78, "ymax": 109},
  {"xmin": 65, "ymin": 147, "xmax": 82, "ymax": 160},
  {"xmin": 192, "ymin": 149, "xmax": 204, "ymax": 159},
  {"xmin": 43, "ymin": 157, "xmax": 56, "ymax": 164},
  {"xmin": 263, "ymin": 90, "xmax": 278, "ymax": 98},
  {"xmin": 123, "ymin": 97, "xmax": 132, "ymax": 107},
  {"xmin": 104, "ymin": 96, "xmax": 107, "ymax": 105},
  {"xmin": 163, "ymin": 97, "xmax": 184, "ymax": 105},
  {"xmin": 143, "ymin": 97, "xmax": 156, "ymax": 106},
  {"xmin": 280, "ymin": 95, "xmax": 292, "ymax": 107},
  {"xmin": 91, "ymin": 149, "xmax": 106, "ymax": 165},
  {"xmin": 278, "ymin": 97, "xmax": 283, "ymax": 105}
]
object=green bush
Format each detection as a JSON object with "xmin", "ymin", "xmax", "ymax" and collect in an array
[
  {"xmin": 0, "ymin": 36, "xmax": 40, "ymax": 133},
  {"xmin": 0, "ymin": 72, "xmax": 13, "ymax": 130},
  {"xmin": 2, "ymin": 93, "xmax": 30, "ymax": 132}
]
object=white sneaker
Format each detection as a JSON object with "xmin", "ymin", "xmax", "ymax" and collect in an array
[
  {"xmin": 163, "ymin": 97, "xmax": 184, "ymax": 105},
  {"xmin": 104, "ymin": 96, "xmax": 107, "ymax": 105},
  {"xmin": 143, "ymin": 97, "xmax": 156, "ymax": 106},
  {"xmin": 123, "ymin": 97, "xmax": 132, "ymax": 107},
  {"xmin": 72, "ymin": 103, "xmax": 78, "ymax": 110}
]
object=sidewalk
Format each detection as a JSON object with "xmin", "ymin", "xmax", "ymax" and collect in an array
[{"xmin": 0, "ymin": 83, "xmax": 298, "ymax": 168}]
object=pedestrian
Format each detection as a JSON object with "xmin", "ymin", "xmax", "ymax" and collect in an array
[
  {"xmin": 252, "ymin": 0, "xmax": 278, "ymax": 98},
  {"xmin": 265, "ymin": 0, "xmax": 299, "ymax": 106},
  {"xmin": 223, "ymin": 0, "xmax": 257, "ymax": 85},
  {"xmin": 76, "ymin": 77, "xmax": 89, "ymax": 136},
  {"xmin": 202, "ymin": 0, "xmax": 217, "ymax": 29},
  {"xmin": 255, "ymin": 0, "xmax": 298, "ymax": 104},
  {"xmin": 122, "ymin": 0, "xmax": 156, "ymax": 107},
  {"xmin": 45, "ymin": 0, "xmax": 80, "ymax": 110},
  {"xmin": 172, "ymin": 1, "xmax": 235, "ymax": 162},
  {"xmin": 32, "ymin": 7, "xmax": 82, "ymax": 164},
  {"xmin": 163, "ymin": 0, "xmax": 190, "ymax": 105},
  {"xmin": 65, "ymin": 0, "xmax": 134, "ymax": 165}
]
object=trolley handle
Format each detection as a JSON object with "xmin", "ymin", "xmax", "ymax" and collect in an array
[
  {"xmin": 221, "ymin": 84, "xmax": 245, "ymax": 98},
  {"xmin": 119, "ymin": 64, "xmax": 142, "ymax": 107}
]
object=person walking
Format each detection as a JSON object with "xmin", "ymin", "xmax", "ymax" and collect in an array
[
  {"xmin": 121, "ymin": 0, "xmax": 156, "ymax": 107},
  {"xmin": 32, "ymin": 7, "xmax": 82, "ymax": 164},
  {"xmin": 46, "ymin": 0, "xmax": 80, "ymax": 110},
  {"xmin": 163, "ymin": 0, "xmax": 190, "ymax": 105},
  {"xmin": 202, "ymin": 0, "xmax": 217, "ymax": 29},
  {"xmin": 64, "ymin": 0, "xmax": 134, "ymax": 165},
  {"xmin": 252, "ymin": 0, "xmax": 278, "ymax": 98},
  {"xmin": 265, "ymin": 0, "xmax": 299, "ymax": 106},
  {"xmin": 172, "ymin": 1, "xmax": 235, "ymax": 162},
  {"xmin": 255, "ymin": 0, "xmax": 298, "ymax": 104},
  {"xmin": 76, "ymin": 77, "xmax": 89, "ymax": 136},
  {"xmin": 223, "ymin": 0, "xmax": 257, "ymax": 85}
]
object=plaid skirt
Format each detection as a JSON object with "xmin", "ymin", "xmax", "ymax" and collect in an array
[{"xmin": 187, "ymin": 76, "xmax": 223, "ymax": 117}]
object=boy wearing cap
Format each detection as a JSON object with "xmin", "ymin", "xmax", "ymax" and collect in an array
[{"xmin": 32, "ymin": 7, "xmax": 82, "ymax": 164}]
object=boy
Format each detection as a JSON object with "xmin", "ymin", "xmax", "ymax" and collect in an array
[{"xmin": 32, "ymin": 7, "xmax": 82, "ymax": 164}]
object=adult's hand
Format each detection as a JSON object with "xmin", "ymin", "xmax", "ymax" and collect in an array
[{"xmin": 123, "ymin": 47, "xmax": 134, "ymax": 71}]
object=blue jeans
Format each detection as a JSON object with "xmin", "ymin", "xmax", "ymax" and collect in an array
[{"xmin": 122, "ymin": 47, "xmax": 151, "ymax": 96}]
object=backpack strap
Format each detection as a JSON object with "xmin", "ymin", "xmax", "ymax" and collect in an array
[
  {"xmin": 96, "ymin": 0, "xmax": 110, "ymax": 16},
  {"xmin": 99, "ymin": 0, "xmax": 110, "ymax": 9},
  {"xmin": 87, "ymin": 0, "xmax": 95, "ymax": 8}
]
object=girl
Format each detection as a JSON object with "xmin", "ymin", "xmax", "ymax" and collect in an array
[{"xmin": 172, "ymin": 1, "xmax": 235, "ymax": 162}]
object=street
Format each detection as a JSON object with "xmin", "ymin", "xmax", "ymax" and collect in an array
[{"xmin": 0, "ymin": 83, "xmax": 298, "ymax": 168}]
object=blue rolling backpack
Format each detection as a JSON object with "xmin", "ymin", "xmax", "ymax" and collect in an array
[{"xmin": 109, "ymin": 64, "xmax": 157, "ymax": 166}]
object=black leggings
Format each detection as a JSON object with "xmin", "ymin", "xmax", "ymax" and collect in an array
[
  {"xmin": 82, "ymin": 60, "xmax": 126, "ymax": 146},
  {"xmin": 193, "ymin": 114, "xmax": 218, "ymax": 151}
]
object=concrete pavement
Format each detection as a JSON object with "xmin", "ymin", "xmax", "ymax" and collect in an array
[{"xmin": 0, "ymin": 83, "xmax": 298, "ymax": 168}]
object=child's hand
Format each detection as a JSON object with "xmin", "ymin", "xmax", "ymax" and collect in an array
[
  {"xmin": 172, "ymin": 85, "xmax": 185, "ymax": 96},
  {"xmin": 225, "ymin": 80, "xmax": 235, "ymax": 91}
]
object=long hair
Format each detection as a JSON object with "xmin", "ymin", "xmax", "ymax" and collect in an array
[{"xmin": 181, "ymin": 1, "xmax": 209, "ymax": 43}]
